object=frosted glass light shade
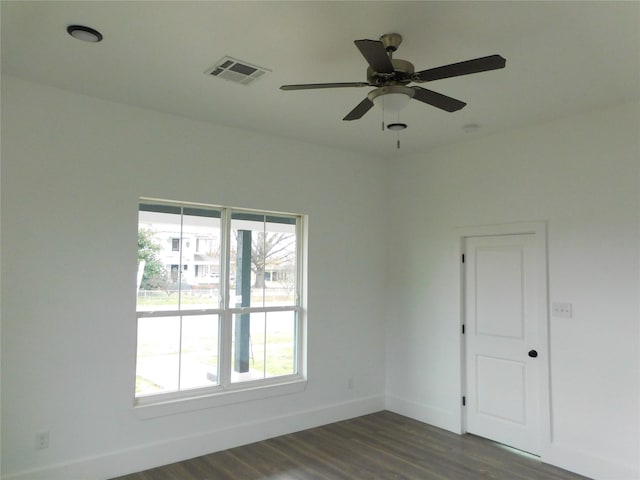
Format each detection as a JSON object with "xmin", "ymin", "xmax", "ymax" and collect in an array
[{"xmin": 372, "ymin": 92, "xmax": 411, "ymax": 113}]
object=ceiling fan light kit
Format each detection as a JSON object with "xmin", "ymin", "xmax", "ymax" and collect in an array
[
  {"xmin": 280, "ymin": 32, "xmax": 506, "ymax": 146},
  {"xmin": 370, "ymin": 85, "xmax": 413, "ymax": 113},
  {"xmin": 386, "ymin": 123, "xmax": 407, "ymax": 131}
]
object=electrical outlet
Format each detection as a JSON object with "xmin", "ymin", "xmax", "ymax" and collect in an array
[
  {"xmin": 36, "ymin": 431, "xmax": 49, "ymax": 450},
  {"xmin": 552, "ymin": 302, "xmax": 572, "ymax": 318}
]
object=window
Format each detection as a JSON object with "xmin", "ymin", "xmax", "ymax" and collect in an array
[{"xmin": 135, "ymin": 200, "xmax": 304, "ymax": 405}]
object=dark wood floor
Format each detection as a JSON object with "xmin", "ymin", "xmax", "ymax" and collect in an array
[{"xmin": 112, "ymin": 411, "xmax": 591, "ymax": 480}]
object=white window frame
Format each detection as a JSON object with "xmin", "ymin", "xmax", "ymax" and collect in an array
[{"xmin": 135, "ymin": 199, "xmax": 307, "ymax": 415}]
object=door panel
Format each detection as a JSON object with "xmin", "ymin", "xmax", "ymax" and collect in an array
[
  {"xmin": 476, "ymin": 247, "xmax": 525, "ymax": 339},
  {"xmin": 476, "ymin": 355, "xmax": 526, "ymax": 424},
  {"xmin": 465, "ymin": 234, "xmax": 540, "ymax": 455}
]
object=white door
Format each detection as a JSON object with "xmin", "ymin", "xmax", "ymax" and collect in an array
[{"xmin": 464, "ymin": 234, "xmax": 542, "ymax": 455}]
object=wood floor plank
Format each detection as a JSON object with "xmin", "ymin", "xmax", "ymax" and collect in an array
[{"xmin": 111, "ymin": 411, "xmax": 592, "ymax": 480}]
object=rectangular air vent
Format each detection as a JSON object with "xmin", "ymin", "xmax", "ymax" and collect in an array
[{"xmin": 205, "ymin": 56, "xmax": 270, "ymax": 86}]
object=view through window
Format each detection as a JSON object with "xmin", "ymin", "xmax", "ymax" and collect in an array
[{"xmin": 136, "ymin": 201, "xmax": 303, "ymax": 403}]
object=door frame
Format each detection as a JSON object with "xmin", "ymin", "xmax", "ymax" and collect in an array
[{"xmin": 455, "ymin": 221, "xmax": 551, "ymax": 455}]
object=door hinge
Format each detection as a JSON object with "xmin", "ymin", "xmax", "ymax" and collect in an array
[
  {"xmin": 462, "ymin": 324, "xmax": 465, "ymax": 334},
  {"xmin": 461, "ymin": 253, "xmax": 465, "ymax": 263},
  {"xmin": 462, "ymin": 396, "xmax": 466, "ymax": 406}
]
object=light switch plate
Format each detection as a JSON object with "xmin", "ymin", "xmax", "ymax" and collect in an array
[{"xmin": 552, "ymin": 302, "xmax": 572, "ymax": 318}]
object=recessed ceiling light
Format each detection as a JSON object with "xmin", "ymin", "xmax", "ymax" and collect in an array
[{"xmin": 67, "ymin": 25, "xmax": 103, "ymax": 43}]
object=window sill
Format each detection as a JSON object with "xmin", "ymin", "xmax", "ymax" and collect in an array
[{"xmin": 133, "ymin": 378, "xmax": 307, "ymax": 420}]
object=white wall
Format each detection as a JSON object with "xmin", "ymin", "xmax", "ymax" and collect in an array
[
  {"xmin": 3, "ymin": 75, "xmax": 639, "ymax": 480},
  {"xmin": 0, "ymin": 76, "xmax": 388, "ymax": 479},
  {"xmin": 385, "ymin": 102, "xmax": 640, "ymax": 480}
]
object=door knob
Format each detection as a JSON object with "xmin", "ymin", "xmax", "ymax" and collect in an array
[{"xmin": 528, "ymin": 350, "xmax": 538, "ymax": 358}]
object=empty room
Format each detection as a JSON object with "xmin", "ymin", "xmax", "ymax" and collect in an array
[{"xmin": 1, "ymin": 2, "xmax": 638, "ymax": 480}]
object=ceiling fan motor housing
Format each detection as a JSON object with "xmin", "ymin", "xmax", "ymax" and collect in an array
[
  {"xmin": 367, "ymin": 58, "xmax": 415, "ymax": 86},
  {"xmin": 368, "ymin": 85, "xmax": 415, "ymax": 103}
]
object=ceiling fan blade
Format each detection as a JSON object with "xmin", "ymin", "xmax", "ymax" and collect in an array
[
  {"xmin": 414, "ymin": 55, "xmax": 506, "ymax": 82},
  {"xmin": 281, "ymin": 82, "xmax": 369, "ymax": 91},
  {"xmin": 343, "ymin": 97, "xmax": 374, "ymax": 121},
  {"xmin": 411, "ymin": 86, "xmax": 466, "ymax": 112},
  {"xmin": 354, "ymin": 39, "xmax": 394, "ymax": 74}
]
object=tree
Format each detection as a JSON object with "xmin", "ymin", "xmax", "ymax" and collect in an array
[
  {"xmin": 278, "ymin": 266, "xmax": 297, "ymax": 296},
  {"xmin": 233, "ymin": 231, "xmax": 295, "ymax": 289},
  {"xmin": 138, "ymin": 228, "xmax": 168, "ymax": 290}
]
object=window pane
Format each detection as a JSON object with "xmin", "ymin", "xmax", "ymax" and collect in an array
[
  {"xmin": 231, "ymin": 311, "xmax": 264, "ymax": 383},
  {"xmin": 136, "ymin": 316, "xmax": 180, "ymax": 395},
  {"xmin": 231, "ymin": 310, "xmax": 297, "ymax": 383},
  {"xmin": 138, "ymin": 206, "xmax": 222, "ymax": 311},
  {"xmin": 179, "ymin": 315, "xmax": 219, "ymax": 389},
  {"xmin": 263, "ymin": 219, "xmax": 297, "ymax": 307},
  {"xmin": 265, "ymin": 310, "xmax": 297, "ymax": 378},
  {"xmin": 230, "ymin": 213, "xmax": 297, "ymax": 308},
  {"xmin": 181, "ymin": 209, "xmax": 221, "ymax": 310},
  {"xmin": 137, "ymin": 209, "xmax": 182, "ymax": 312}
]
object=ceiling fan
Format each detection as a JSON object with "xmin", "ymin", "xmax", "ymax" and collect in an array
[{"xmin": 280, "ymin": 33, "xmax": 506, "ymax": 121}]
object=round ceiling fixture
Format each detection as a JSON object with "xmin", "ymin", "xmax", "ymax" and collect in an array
[
  {"xmin": 67, "ymin": 25, "xmax": 103, "ymax": 43},
  {"xmin": 387, "ymin": 123, "xmax": 407, "ymax": 131}
]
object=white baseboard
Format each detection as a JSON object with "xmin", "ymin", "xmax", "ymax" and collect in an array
[
  {"xmin": 3, "ymin": 394, "xmax": 385, "ymax": 480},
  {"xmin": 543, "ymin": 442, "xmax": 640, "ymax": 480},
  {"xmin": 7, "ymin": 394, "xmax": 636, "ymax": 480},
  {"xmin": 385, "ymin": 393, "xmax": 461, "ymax": 434}
]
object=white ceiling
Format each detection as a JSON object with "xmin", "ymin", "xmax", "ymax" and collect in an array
[{"xmin": 2, "ymin": 1, "xmax": 639, "ymax": 158}]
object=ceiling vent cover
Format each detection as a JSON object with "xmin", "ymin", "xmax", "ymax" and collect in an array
[{"xmin": 206, "ymin": 56, "xmax": 270, "ymax": 86}]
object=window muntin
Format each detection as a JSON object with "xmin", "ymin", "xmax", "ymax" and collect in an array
[{"xmin": 135, "ymin": 201, "xmax": 303, "ymax": 403}]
